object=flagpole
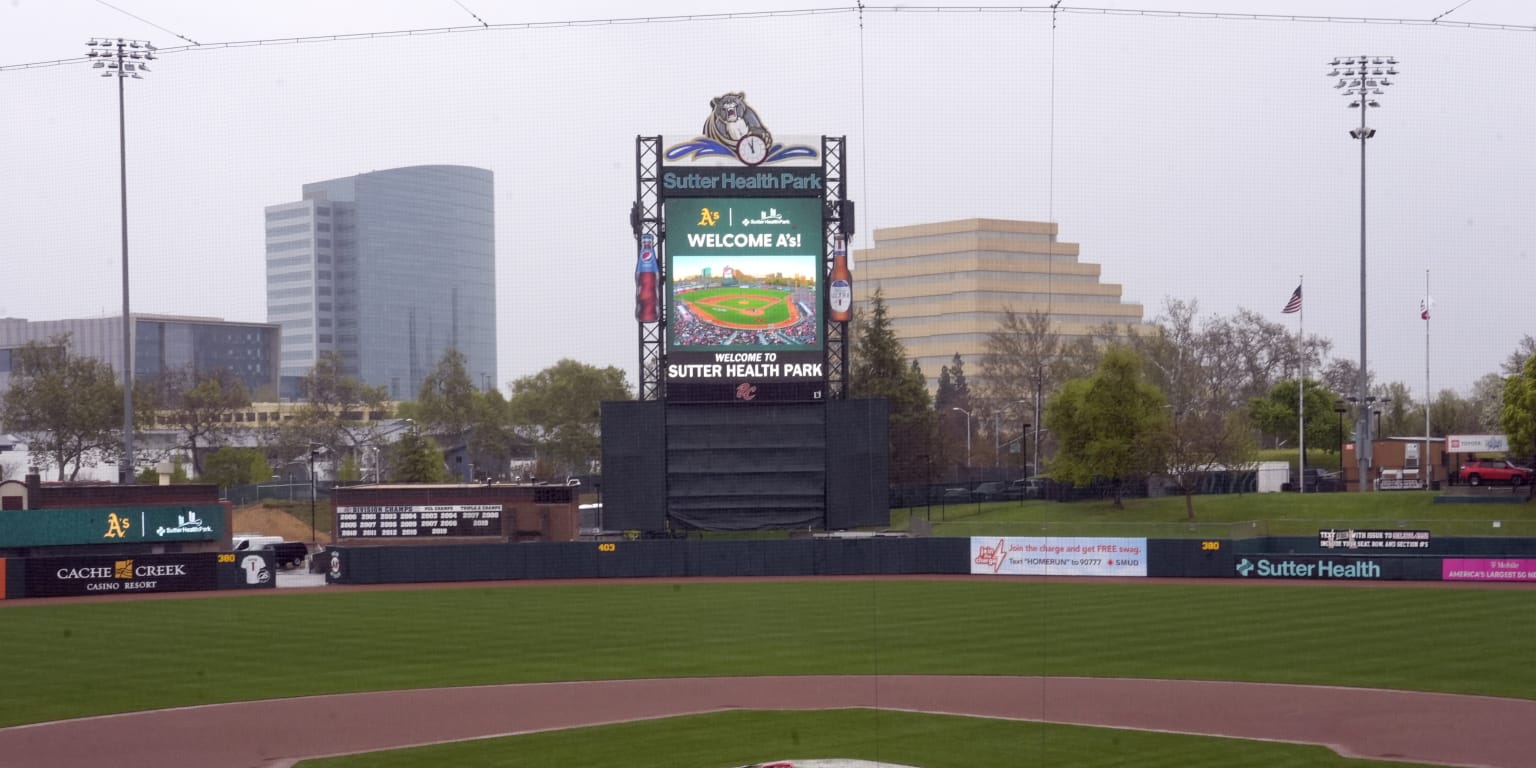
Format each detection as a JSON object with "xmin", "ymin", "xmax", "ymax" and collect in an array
[
  {"xmin": 1424, "ymin": 269, "xmax": 1431, "ymax": 489},
  {"xmin": 1298, "ymin": 274, "xmax": 1306, "ymax": 493}
]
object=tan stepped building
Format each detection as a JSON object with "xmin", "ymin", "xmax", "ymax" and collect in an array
[{"xmin": 851, "ymin": 219, "xmax": 1145, "ymax": 388}]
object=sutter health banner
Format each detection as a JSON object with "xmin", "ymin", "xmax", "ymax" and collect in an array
[{"xmin": 970, "ymin": 536, "xmax": 1147, "ymax": 577}]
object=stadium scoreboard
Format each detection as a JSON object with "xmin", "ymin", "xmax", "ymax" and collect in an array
[{"xmin": 663, "ymin": 196, "xmax": 826, "ymax": 402}]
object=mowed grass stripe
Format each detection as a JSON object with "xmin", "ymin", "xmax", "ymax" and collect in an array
[
  {"xmin": 1, "ymin": 580, "xmax": 1531, "ymax": 726},
  {"xmin": 301, "ymin": 709, "xmax": 1443, "ymax": 768}
]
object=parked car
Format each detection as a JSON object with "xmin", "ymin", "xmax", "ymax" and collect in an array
[
  {"xmin": 1289, "ymin": 468, "xmax": 1343, "ymax": 493},
  {"xmin": 232, "ymin": 534, "xmax": 309, "ymax": 570},
  {"xmin": 940, "ymin": 487, "xmax": 972, "ymax": 503},
  {"xmin": 1457, "ymin": 458, "xmax": 1533, "ymax": 487},
  {"xmin": 1006, "ymin": 477, "xmax": 1045, "ymax": 500},
  {"xmin": 971, "ymin": 481, "xmax": 1008, "ymax": 501}
]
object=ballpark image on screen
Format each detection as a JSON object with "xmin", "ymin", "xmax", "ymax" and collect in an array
[
  {"xmin": 671, "ymin": 254, "xmax": 820, "ymax": 349},
  {"xmin": 664, "ymin": 197, "xmax": 824, "ymax": 353}
]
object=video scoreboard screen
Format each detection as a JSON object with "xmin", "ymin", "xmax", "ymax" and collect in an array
[{"xmin": 664, "ymin": 196, "xmax": 825, "ymax": 403}]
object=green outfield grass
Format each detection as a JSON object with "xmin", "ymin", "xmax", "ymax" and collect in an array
[
  {"xmin": 899, "ymin": 490, "xmax": 1536, "ymax": 537},
  {"xmin": 3, "ymin": 579, "xmax": 1533, "ymax": 730},
  {"xmin": 302, "ymin": 709, "xmax": 1443, "ymax": 768},
  {"xmin": 680, "ymin": 286, "xmax": 794, "ymax": 326}
]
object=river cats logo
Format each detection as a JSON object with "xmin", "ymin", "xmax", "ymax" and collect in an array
[{"xmin": 666, "ymin": 92, "xmax": 817, "ymax": 167}]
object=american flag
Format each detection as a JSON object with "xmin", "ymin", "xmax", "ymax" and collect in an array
[
  {"xmin": 1282, "ymin": 285, "xmax": 1302, "ymax": 314},
  {"xmin": 1420, "ymin": 297, "xmax": 1433, "ymax": 320}
]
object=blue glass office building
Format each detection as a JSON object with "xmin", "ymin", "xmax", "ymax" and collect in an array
[
  {"xmin": 265, "ymin": 166, "xmax": 496, "ymax": 399},
  {"xmin": 0, "ymin": 314, "xmax": 280, "ymax": 399}
]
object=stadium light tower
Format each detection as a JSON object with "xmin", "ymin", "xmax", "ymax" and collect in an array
[
  {"xmin": 1328, "ymin": 55, "xmax": 1397, "ymax": 492},
  {"xmin": 86, "ymin": 37, "xmax": 156, "ymax": 484}
]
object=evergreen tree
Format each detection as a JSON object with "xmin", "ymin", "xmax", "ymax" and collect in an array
[
  {"xmin": 947, "ymin": 352, "xmax": 971, "ymax": 411},
  {"xmin": 851, "ymin": 289, "xmax": 934, "ymax": 483},
  {"xmin": 389, "ymin": 430, "xmax": 448, "ymax": 483},
  {"xmin": 416, "ymin": 348, "xmax": 478, "ymax": 437}
]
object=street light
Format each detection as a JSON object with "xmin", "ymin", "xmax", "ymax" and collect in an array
[
  {"xmin": 951, "ymin": 407, "xmax": 972, "ymax": 470},
  {"xmin": 1021, "ymin": 422, "xmax": 1031, "ymax": 479},
  {"xmin": 1329, "ymin": 54, "xmax": 1398, "ymax": 492},
  {"xmin": 88, "ymin": 37, "xmax": 156, "ymax": 484},
  {"xmin": 1333, "ymin": 400, "xmax": 1348, "ymax": 482},
  {"xmin": 308, "ymin": 444, "xmax": 321, "ymax": 543},
  {"xmin": 370, "ymin": 418, "xmax": 415, "ymax": 483}
]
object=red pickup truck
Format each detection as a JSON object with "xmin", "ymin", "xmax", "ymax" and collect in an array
[{"xmin": 1457, "ymin": 458, "xmax": 1533, "ymax": 487}]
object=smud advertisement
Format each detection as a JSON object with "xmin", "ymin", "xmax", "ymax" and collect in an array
[{"xmin": 970, "ymin": 536, "xmax": 1148, "ymax": 577}]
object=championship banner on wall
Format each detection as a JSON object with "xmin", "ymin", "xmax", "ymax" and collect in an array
[
  {"xmin": 335, "ymin": 504, "xmax": 503, "ymax": 539},
  {"xmin": 970, "ymin": 537, "xmax": 1148, "ymax": 577}
]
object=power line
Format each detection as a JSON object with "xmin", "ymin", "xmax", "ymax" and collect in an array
[
  {"xmin": 452, "ymin": 0, "xmax": 491, "ymax": 29},
  {"xmin": 93, "ymin": 0, "xmax": 201, "ymax": 46},
  {"xmin": 1431, "ymin": 0, "xmax": 1477, "ymax": 23},
  {"xmin": 4, "ymin": 4, "xmax": 1534, "ymax": 72}
]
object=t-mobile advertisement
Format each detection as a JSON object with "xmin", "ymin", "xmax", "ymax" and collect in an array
[{"xmin": 1442, "ymin": 559, "xmax": 1536, "ymax": 582}]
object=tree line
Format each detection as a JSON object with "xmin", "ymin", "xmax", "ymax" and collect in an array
[
  {"xmin": 0, "ymin": 336, "xmax": 630, "ymax": 486},
  {"xmin": 851, "ymin": 290, "xmax": 1536, "ymax": 517}
]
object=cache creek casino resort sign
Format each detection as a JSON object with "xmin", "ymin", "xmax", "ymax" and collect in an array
[{"xmin": 649, "ymin": 92, "xmax": 839, "ymax": 403}]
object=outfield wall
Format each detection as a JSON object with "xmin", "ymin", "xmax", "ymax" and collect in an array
[
  {"xmin": 319, "ymin": 536, "xmax": 1536, "ymax": 586},
  {"xmin": 1, "ymin": 551, "xmax": 277, "ymax": 599},
  {"xmin": 7, "ymin": 536, "xmax": 1532, "ymax": 599},
  {"xmin": 323, "ymin": 537, "xmax": 967, "ymax": 585}
]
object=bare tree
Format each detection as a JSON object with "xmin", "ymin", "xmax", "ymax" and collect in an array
[
  {"xmin": 149, "ymin": 366, "xmax": 251, "ymax": 475},
  {"xmin": 288, "ymin": 352, "xmax": 391, "ymax": 464},
  {"xmin": 1125, "ymin": 300, "xmax": 1259, "ymax": 518},
  {"xmin": 0, "ymin": 338, "xmax": 121, "ymax": 480},
  {"xmin": 977, "ymin": 309, "xmax": 1094, "ymax": 472},
  {"xmin": 1501, "ymin": 334, "xmax": 1536, "ymax": 377},
  {"xmin": 1163, "ymin": 409, "xmax": 1257, "ymax": 520},
  {"xmin": 1468, "ymin": 373, "xmax": 1506, "ymax": 432},
  {"xmin": 1320, "ymin": 358, "xmax": 1375, "ymax": 401}
]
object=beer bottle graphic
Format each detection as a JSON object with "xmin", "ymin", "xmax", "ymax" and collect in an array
[
  {"xmin": 635, "ymin": 233, "xmax": 660, "ymax": 322},
  {"xmin": 828, "ymin": 234, "xmax": 852, "ymax": 323}
]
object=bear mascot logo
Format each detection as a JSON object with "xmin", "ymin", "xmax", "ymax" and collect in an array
[{"xmin": 702, "ymin": 92, "xmax": 772, "ymax": 152}]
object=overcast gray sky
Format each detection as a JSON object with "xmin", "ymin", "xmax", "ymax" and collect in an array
[{"xmin": 3, "ymin": 1, "xmax": 1534, "ymax": 400}]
